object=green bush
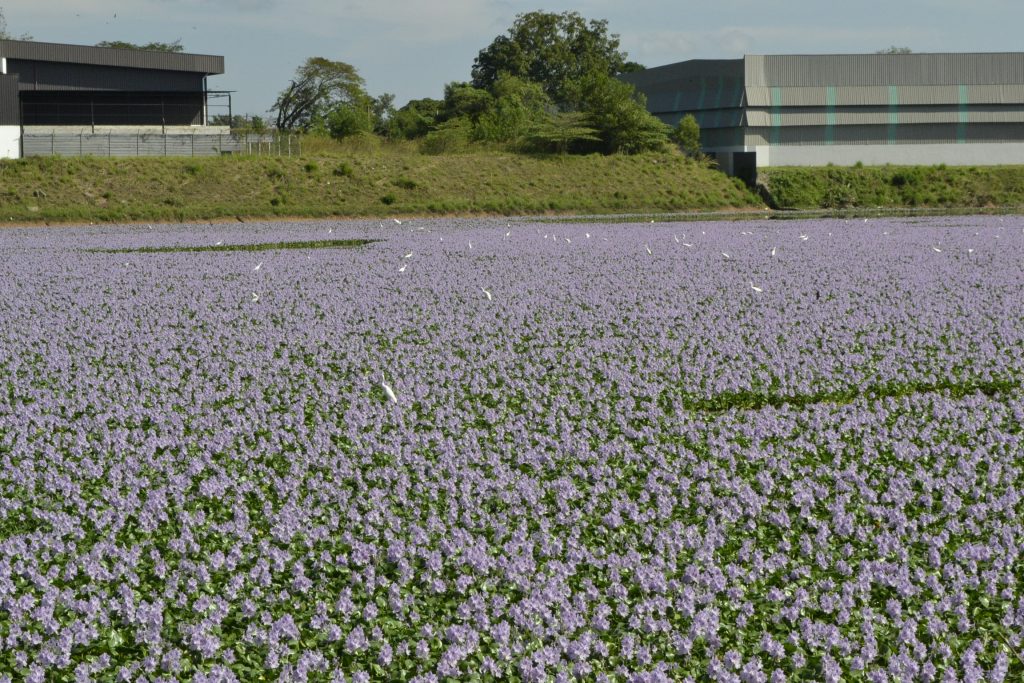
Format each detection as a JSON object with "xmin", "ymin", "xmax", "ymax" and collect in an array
[{"xmin": 333, "ymin": 162, "xmax": 354, "ymax": 177}]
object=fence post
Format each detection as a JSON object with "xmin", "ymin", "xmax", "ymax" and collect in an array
[
  {"xmin": 288, "ymin": 135, "xmax": 292, "ymax": 157},
  {"xmin": 51, "ymin": 132, "xmax": 54, "ymax": 156},
  {"xmin": 137, "ymin": 133, "xmax": 140, "ymax": 157},
  {"xmin": 192, "ymin": 133, "xmax": 195, "ymax": 157},
  {"xmin": 108, "ymin": 133, "xmax": 112, "ymax": 157}
]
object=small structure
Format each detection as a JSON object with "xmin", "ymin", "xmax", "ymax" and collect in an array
[
  {"xmin": 621, "ymin": 53, "xmax": 1024, "ymax": 179},
  {"xmin": 0, "ymin": 38, "xmax": 232, "ymax": 158}
]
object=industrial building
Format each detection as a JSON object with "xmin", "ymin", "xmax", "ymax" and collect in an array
[
  {"xmin": 0, "ymin": 38, "xmax": 231, "ymax": 158},
  {"xmin": 621, "ymin": 52, "xmax": 1024, "ymax": 178}
]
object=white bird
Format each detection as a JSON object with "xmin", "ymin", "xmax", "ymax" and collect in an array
[
  {"xmin": 722, "ymin": 252, "xmax": 731, "ymax": 259},
  {"xmin": 585, "ymin": 233, "xmax": 591, "ymax": 239},
  {"xmin": 253, "ymin": 261, "xmax": 263, "ymax": 271},
  {"xmin": 645, "ymin": 244, "xmax": 653, "ymax": 255},
  {"xmin": 682, "ymin": 242, "xmax": 693, "ymax": 248},
  {"xmin": 394, "ymin": 218, "xmax": 402, "ymax": 225},
  {"xmin": 565, "ymin": 237, "xmax": 571, "ymax": 244},
  {"xmin": 932, "ymin": 247, "xmax": 942, "ymax": 253},
  {"xmin": 505, "ymin": 231, "xmax": 511, "ymax": 238},
  {"xmin": 399, "ymin": 264, "xmax": 407, "ymax": 272},
  {"xmin": 215, "ymin": 240, "xmax": 223, "ymax": 246},
  {"xmin": 404, "ymin": 252, "xmax": 413, "ymax": 258},
  {"xmin": 328, "ymin": 228, "xmax": 333, "ymax": 234},
  {"xmin": 799, "ymin": 235, "xmax": 809, "ymax": 241},
  {"xmin": 481, "ymin": 288, "xmax": 492, "ymax": 300},
  {"xmin": 751, "ymin": 282, "xmax": 763, "ymax": 292},
  {"xmin": 380, "ymin": 374, "xmax": 398, "ymax": 404},
  {"xmin": 468, "ymin": 241, "xmax": 473, "ymax": 249},
  {"xmin": 968, "ymin": 248, "xmax": 975, "ymax": 253},
  {"xmin": 674, "ymin": 234, "xmax": 679, "ymax": 243},
  {"xmin": 771, "ymin": 246, "xmax": 777, "ymax": 257},
  {"xmin": 251, "ymin": 292, "xmax": 259, "ymax": 302}
]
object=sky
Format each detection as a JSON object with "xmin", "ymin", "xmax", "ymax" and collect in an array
[{"xmin": 2, "ymin": 0, "xmax": 1022, "ymax": 119}]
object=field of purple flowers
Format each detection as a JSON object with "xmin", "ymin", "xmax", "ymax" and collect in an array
[{"xmin": 1, "ymin": 215, "xmax": 1023, "ymax": 682}]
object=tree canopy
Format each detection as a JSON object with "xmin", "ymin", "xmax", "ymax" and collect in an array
[
  {"xmin": 95, "ymin": 40, "xmax": 185, "ymax": 53},
  {"xmin": 270, "ymin": 57, "xmax": 368, "ymax": 132},
  {"xmin": 471, "ymin": 10, "xmax": 637, "ymax": 108}
]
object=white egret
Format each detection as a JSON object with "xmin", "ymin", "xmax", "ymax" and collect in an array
[
  {"xmin": 482, "ymin": 288, "xmax": 492, "ymax": 300},
  {"xmin": 722, "ymin": 252, "xmax": 731, "ymax": 259},
  {"xmin": 799, "ymin": 235, "xmax": 809, "ymax": 241},
  {"xmin": 394, "ymin": 218, "xmax": 402, "ymax": 225},
  {"xmin": 505, "ymin": 231, "xmax": 511, "ymax": 238},
  {"xmin": 404, "ymin": 252, "xmax": 413, "ymax": 258},
  {"xmin": 968, "ymin": 248, "xmax": 975, "ymax": 253},
  {"xmin": 586, "ymin": 233, "xmax": 591, "ymax": 239},
  {"xmin": 468, "ymin": 241, "xmax": 473, "ymax": 249},
  {"xmin": 381, "ymin": 374, "xmax": 398, "ymax": 404},
  {"xmin": 645, "ymin": 244, "xmax": 653, "ymax": 255},
  {"xmin": 682, "ymin": 243, "xmax": 693, "ymax": 248},
  {"xmin": 215, "ymin": 240, "xmax": 223, "ymax": 246},
  {"xmin": 771, "ymin": 246, "xmax": 777, "ymax": 257},
  {"xmin": 751, "ymin": 282, "xmax": 763, "ymax": 292},
  {"xmin": 932, "ymin": 247, "xmax": 942, "ymax": 253},
  {"xmin": 399, "ymin": 265, "xmax": 407, "ymax": 272},
  {"xmin": 565, "ymin": 238, "xmax": 571, "ymax": 244},
  {"xmin": 251, "ymin": 292, "xmax": 259, "ymax": 302},
  {"xmin": 253, "ymin": 262, "xmax": 263, "ymax": 271},
  {"xmin": 674, "ymin": 234, "xmax": 679, "ymax": 243}
]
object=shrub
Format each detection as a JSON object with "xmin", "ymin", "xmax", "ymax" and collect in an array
[
  {"xmin": 333, "ymin": 162, "xmax": 354, "ymax": 177},
  {"xmin": 380, "ymin": 193, "xmax": 396, "ymax": 205}
]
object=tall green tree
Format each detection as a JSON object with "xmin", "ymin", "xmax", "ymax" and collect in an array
[
  {"xmin": 580, "ymin": 73, "xmax": 669, "ymax": 154},
  {"xmin": 271, "ymin": 57, "xmax": 367, "ymax": 132},
  {"xmin": 385, "ymin": 98, "xmax": 444, "ymax": 139},
  {"xmin": 471, "ymin": 10, "xmax": 637, "ymax": 108}
]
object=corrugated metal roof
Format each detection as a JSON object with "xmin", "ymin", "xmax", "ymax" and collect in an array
[
  {"xmin": 745, "ymin": 52, "xmax": 1024, "ymax": 87},
  {"xmin": 0, "ymin": 39, "xmax": 223, "ymax": 75},
  {"xmin": 746, "ymin": 84, "xmax": 1024, "ymax": 106},
  {"xmin": 620, "ymin": 59, "xmax": 743, "ymax": 89}
]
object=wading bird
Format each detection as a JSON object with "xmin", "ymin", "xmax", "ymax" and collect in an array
[{"xmin": 381, "ymin": 375, "xmax": 398, "ymax": 404}]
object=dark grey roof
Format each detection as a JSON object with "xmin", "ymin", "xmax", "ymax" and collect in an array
[{"xmin": 0, "ymin": 39, "xmax": 223, "ymax": 75}]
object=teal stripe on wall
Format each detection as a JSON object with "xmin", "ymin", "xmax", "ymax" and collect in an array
[
  {"xmin": 825, "ymin": 86, "xmax": 836, "ymax": 145},
  {"xmin": 770, "ymin": 86, "xmax": 782, "ymax": 145},
  {"xmin": 888, "ymin": 86, "xmax": 899, "ymax": 144},
  {"xmin": 957, "ymin": 84, "xmax": 968, "ymax": 144}
]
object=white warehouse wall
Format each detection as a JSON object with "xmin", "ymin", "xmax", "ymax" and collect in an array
[
  {"xmin": 0, "ymin": 126, "xmax": 20, "ymax": 159},
  {"xmin": 756, "ymin": 143, "xmax": 1024, "ymax": 168}
]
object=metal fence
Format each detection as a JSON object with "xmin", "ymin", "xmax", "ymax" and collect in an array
[{"xmin": 21, "ymin": 132, "xmax": 300, "ymax": 158}]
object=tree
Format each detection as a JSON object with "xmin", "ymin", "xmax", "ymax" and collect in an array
[
  {"xmin": 877, "ymin": 46, "xmax": 912, "ymax": 54},
  {"xmin": 578, "ymin": 72, "xmax": 669, "ymax": 154},
  {"xmin": 673, "ymin": 114, "xmax": 701, "ymax": 157},
  {"xmin": 0, "ymin": 7, "xmax": 32, "ymax": 40},
  {"xmin": 385, "ymin": 98, "xmax": 444, "ymax": 139},
  {"xmin": 524, "ymin": 112, "xmax": 600, "ymax": 154},
  {"xmin": 471, "ymin": 10, "xmax": 638, "ymax": 108},
  {"xmin": 96, "ymin": 40, "xmax": 184, "ymax": 52},
  {"xmin": 474, "ymin": 74, "xmax": 553, "ymax": 144},
  {"xmin": 271, "ymin": 57, "xmax": 367, "ymax": 132}
]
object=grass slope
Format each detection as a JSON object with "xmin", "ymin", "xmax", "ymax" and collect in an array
[
  {"xmin": 0, "ymin": 149, "xmax": 759, "ymax": 224},
  {"xmin": 760, "ymin": 164, "xmax": 1024, "ymax": 211}
]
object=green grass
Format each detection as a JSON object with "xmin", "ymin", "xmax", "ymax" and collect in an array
[
  {"xmin": 0, "ymin": 145, "xmax": 761, "ymax": 224},
  {"xmin": 760, "ymin": 164, "xmax": 1024, "ymax": 210},
  {"xmin": 96, "ymin": 238, "xmax": 377, "ymax": 254}
]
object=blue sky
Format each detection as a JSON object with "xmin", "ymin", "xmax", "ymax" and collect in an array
[{"xmin": 2, "ymin": 0, "xmax": 1021, "ymax": 118}]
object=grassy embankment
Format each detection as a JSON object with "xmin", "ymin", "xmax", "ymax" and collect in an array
[
  {"xmin": 0, "ymin": 140, "xmax": 758, "ymax": 224},
  {"xmin": 760, "ymin": 164, "xmax": 1024, "ymax": 211}
]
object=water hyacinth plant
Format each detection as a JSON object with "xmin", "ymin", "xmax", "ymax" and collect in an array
[{"xmin": 0, "ymin": 215, "xmax": 1023, "ymax": 681}]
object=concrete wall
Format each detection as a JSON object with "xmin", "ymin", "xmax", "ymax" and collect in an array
[
  {"xmin": 755, "ymin": 142, "xmax": 1024, "ymax": 167},
  {"xmin": 0, "ymin": 125, "xmax": 20, "ymax": 158}
]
